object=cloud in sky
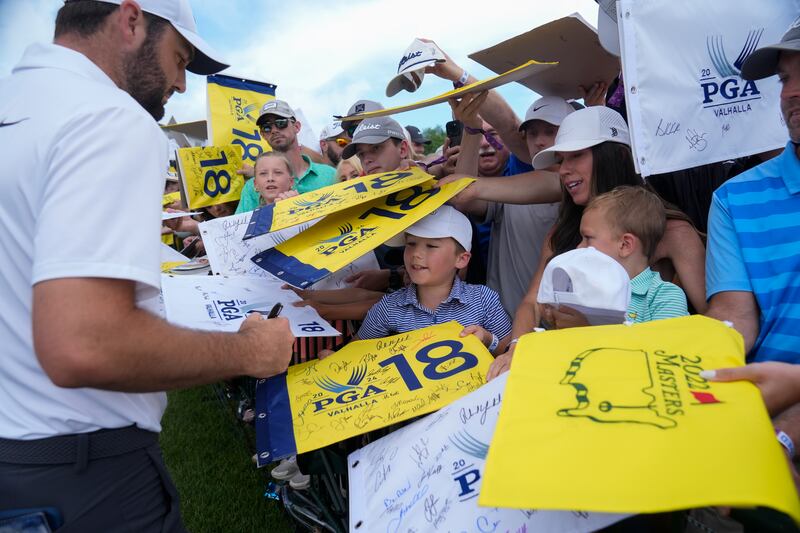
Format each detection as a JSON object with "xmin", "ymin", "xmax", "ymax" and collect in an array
[{"xmin": 1, "ymin": 0, "xmax": 600, "ymax": 136}]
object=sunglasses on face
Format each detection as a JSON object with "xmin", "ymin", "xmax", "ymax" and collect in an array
[
  {"xmin": 259, "ymin": 117, "xmax": 294, "ymax": 133},
  {"xmin": 333, "ymin": 138, "xmax": 349, "ymax": 147}
]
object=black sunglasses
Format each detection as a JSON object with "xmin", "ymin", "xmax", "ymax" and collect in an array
[{"xmin": 259, "ymin": 117, "xmax": 294, "ymax": 133}]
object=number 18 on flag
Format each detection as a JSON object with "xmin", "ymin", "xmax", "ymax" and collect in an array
[{"xmin": 176, "ymin": 145, "xmax": 244, "ymax": 209}]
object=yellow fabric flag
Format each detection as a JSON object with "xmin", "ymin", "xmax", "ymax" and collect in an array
[
  {"xmin": 254, "ymin": 321, "xmax": 492, "ymax": 465},
  {"xmin": 207, "ymin": 74, "xmax": 275, "ymax": 166},
  {"xmin": 175, "ymin": 145, "xmax": 243, "ymax": 209},
  {"xmin": 243, "ymin": 167, "xmax": 433, "ymax": 237},
  {"xmin": 251, "ymin": 177, "xmax": 474, "ymax": 288},
  {"xmin": 480, "ymin": 315, "xmax": 800, "ymax": 522},
  {"xmin": 162, "ymin": 191, "xmax": 182, "ymax": 208}
]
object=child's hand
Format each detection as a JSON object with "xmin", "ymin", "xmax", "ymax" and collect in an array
[
  {"xmin": 542, "ymin": 304, "xmax": 589, "ymax": 329},
  {"xmin": 460, "ymin": 325, "xmax": 491, "ymax": 347},
  {"xmin": 275, "ymin": 190, "xmax": 299, "ymax": 201},
  {"xmin": 486, "ymin": 350, "xmax": 513, "ymax": 381},
  {"xmin": 237, "ymin": 163, "xmax": 254, "ymax": 178}
]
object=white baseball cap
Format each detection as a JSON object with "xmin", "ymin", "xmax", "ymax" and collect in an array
[
  {"xmin": 597, "ymin": 0, "xmax": 621, "ymax": 57},
  {"xmin": 537, "ymin": 247, "xmax": 630, "ymax": 319},
  {"xmin": 97, "ymin": 0, "xmax": 229, "ymax": 74},
  {"xmin": 385, "ymin": 39, "xmax": 446, "ymax": 97},
  {"xmin": 532, "ymin": 106, "xmax": 629, "ymax": 169},
  {"xmin": 519, "ymin": 96, "xmax": 575, "ymax": 131},
  {"xmin": 320, "ymin": 121, "xmax": 344, "ymax": 141},
  {"xmin": 386, "ymin": 205, "xmax": 472, "ymax": 252}
]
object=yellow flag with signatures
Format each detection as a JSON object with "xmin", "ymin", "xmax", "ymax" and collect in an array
[
  {"xmin": 250, "ymin": 177, "xmax": 474, "ymax": 288},
  {"xmin": 207, "ymin": 74, "xmax": 275, "ymax": 166},
  {"xmin": 162, "ymin": 191, "xmax": 182, "ymax": 208},
  {"xmin": 480, "ymin": 315, "xmax": 800, "ymax": 522},
  {"xmin": 254, "ymin": 321, "xmax": 492, "ymax": 465},
  {"xmin": 243, "ymin": 167, "xmax": 433, "ymax": 237},
  {"xmin": 175, "ymin": 145, "xmax": 243, "ymax": 209}
]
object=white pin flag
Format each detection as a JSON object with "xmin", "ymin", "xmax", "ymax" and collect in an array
[{"xmin": 618, "ymin": 0, "xmax": 798, "ymax": 176}]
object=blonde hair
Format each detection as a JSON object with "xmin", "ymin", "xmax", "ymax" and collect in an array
[
  {"xmin": 254, "ymin": 151, "xmax": 295, "ymax": 206},
  {"xmin": 334, "ymin": 155, "xmax": 363, "ymax": 181},
  {"xmin": 585, "ymin": 186, "xmax": 666, "ymax": 259}
]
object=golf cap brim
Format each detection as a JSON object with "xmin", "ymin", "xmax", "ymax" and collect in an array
[
  {"xmin": 341, "ymin": 135, "xmax": 392, "ymax": 159},
  {"xmin": 741, "ymin": 42, "xmax": 800, "ymax": 80},
  {"xmin": 532, "ymin": 139, "xmax": 607, "ymax": 169},
  {"xmin": 173, "ymin": 26, "xmax": 229, "ymax": 75},
  {"xmin": 597, "ymin": 0, "xmax": 620, "ymax": 57},
  {"xmin": 386, "ymin": 62, "xmax": 437, "ymax": 97}
]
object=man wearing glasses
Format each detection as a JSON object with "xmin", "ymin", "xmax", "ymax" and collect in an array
[
  {"xmin": 319, "ymin": 120, "xmax": 349, "ymax": 167},
  {"xmin": 236, "ymin": 99, "xmax": 337, "ymax": 213}
]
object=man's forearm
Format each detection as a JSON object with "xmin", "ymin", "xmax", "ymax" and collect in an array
[
  {"xmin": 43, "ymin": 308, "xmax": 258, "ymax": 392},
  {"xmin": 34, "ymin": 278, "xmax": 292, "ymax": 393}
]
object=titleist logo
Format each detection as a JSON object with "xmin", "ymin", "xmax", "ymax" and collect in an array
[{"xmin": 398, "ymin": 50, "xmax": 423, "ymax": 71}]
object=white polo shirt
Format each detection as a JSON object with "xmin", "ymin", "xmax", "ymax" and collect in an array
[{"xmin": 0, "ymin": 43, "xmax": 167, "ymax": 440}]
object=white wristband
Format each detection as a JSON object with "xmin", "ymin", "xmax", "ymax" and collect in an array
[
  {"xmin": 777, "ymin": 430, "xmax": 796, "ymax": 458},
  {"xmin": 488, "ymin": 334, "xmax": 499, "ymax": 354}
]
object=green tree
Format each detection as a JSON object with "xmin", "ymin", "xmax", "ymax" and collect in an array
[{"xmin": 422, "ymin": 125, "xmax": 446, "ymax": 155}]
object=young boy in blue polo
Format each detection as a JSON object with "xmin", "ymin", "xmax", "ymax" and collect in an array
[{"xmin": 355, "ymin": 205, "xmax": 512, "ymax": 353}]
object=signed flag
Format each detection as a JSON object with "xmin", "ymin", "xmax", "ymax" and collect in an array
[
  {"xmin": 480, "ymin": 315, "xmax": 800, "ymax": 522},
  {"xmin": 348, "ymin": 374, "xmax": 628, "ymax": 533},
  {"xmin": 617, "ymin": 0, "xmax": 795, "ymax": 175},
  {"xmin": 243, "ymin": 167, "xmax": 433, "ymax": 237},
  {"xmin": 254, "ymin": 321, "xmax": 492, "ymax": 465},
  {"xmin": 175, "ymin": 145, "xmax": 243, "ymax": 209},
  {"xmin": 207, "ymin": 74, "xmax": 275, "ymax": 166},
  {"xmin": 250, "ymin": 177, "xmax": 474, "ymax": 288}
]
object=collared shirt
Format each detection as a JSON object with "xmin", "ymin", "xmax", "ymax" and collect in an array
[
  {"xmin": 235, "ymin": 155, "xmax": 336, "ymax": 214},
  {"xmin": 357, "ymin": 277, "xmax": 512, "ymax": 341},
  {"xmin": 0, "ymin": 43, "xmax": 167, "ymax": 439},
  {"xmin": 707, "ymin": 141, "xmax": 800, "ymax": 362},
  {"xmin": 625, "ymin": 268, "xmax": 689, "ymax": 324}
]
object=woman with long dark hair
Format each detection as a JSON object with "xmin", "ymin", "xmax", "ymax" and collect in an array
[{"xmin": 487, "ymin": 106, "xmax": 706, "ymax": 379}]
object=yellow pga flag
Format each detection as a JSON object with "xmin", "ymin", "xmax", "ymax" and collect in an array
[
  {"xmin": 207, "ymin": 74, "xmax": 275, "ymax": 166},
  {"xmin": 480, "ymin": 315, "xmax": 800, "ymax": 522},
  {"xmin": 243, "ymin": 167, "xmax": 433, "ymax": 237},
  {"xmin": 251, "ymin": 177, "xmax": 474, "ymax": 287},
  {"xmin": 175, "ymin": 145, "xmax": 243, "ymax": 209},
  {"xmin": 254, "ymin": 321, "xmax": 492, "ymax": 465},
  {"xmin": 162, "ymin": 191, "xmax": 182, "ymax": 208}
]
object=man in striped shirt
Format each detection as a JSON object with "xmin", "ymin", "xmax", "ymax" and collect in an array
[
  {"xmin": 705, "ymin": 20, "xmax": 800, "ymax": 474},
  {"xmin": 706, "ymin": 20, "xmax": 800, "ymax": 364}
]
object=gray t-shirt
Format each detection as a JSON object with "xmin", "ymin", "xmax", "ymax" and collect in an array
[{"xmin": 483, "ymin": 201, "xmax": 559, "ymax": 316}]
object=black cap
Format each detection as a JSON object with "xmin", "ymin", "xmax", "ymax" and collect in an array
[{"xmin": 405, "ymin": 125, "xmax": 430, "ymax": 145}]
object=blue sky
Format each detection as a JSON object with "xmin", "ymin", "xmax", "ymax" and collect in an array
[{"xmin": 0, "ymin": 0, "xmax": 598, "ymax": 139}]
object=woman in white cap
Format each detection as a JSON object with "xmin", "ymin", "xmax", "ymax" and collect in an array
[{"xmin": 488, "ymin": 106, "xmax": 705, "ymax": 379}]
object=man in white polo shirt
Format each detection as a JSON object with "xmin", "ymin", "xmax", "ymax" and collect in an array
[{"xmin": 0, "ymin": 0, "xmax": 293, "ymax": 530}]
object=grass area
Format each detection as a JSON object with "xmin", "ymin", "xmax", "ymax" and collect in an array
[{"xmin": 159, "ymin": 385, "xmax": 293, "ymax": 533}]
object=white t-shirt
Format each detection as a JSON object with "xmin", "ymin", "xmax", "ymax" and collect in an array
[{"xmin": 0, "ymin": 43, "xmax": 168, "ymax": 440}]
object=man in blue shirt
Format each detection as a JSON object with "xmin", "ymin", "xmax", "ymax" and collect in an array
[
  {"xmin": 705, "ymin": 18, "xmax": 800, "ymax": 475},
  {"xmin": 706, "ymin": 20, "xmax": 800, "ymax": 364}
]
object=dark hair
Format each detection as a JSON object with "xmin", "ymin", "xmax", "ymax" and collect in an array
[
  {"xmin": 55, "ymin": 1, "xmax": 169, "ymax": 41},
  {"xmin": 550, "ymin": 142, "xmax": 642, "ymax": 256}
]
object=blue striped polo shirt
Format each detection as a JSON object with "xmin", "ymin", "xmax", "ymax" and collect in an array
[
  {"xmin": 357, "ymin": 277, "xmax": 512, "ymax": 342},
  {"xmin": 706, "ymin": 142, "xmax": 800, "ymax": 363}
]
